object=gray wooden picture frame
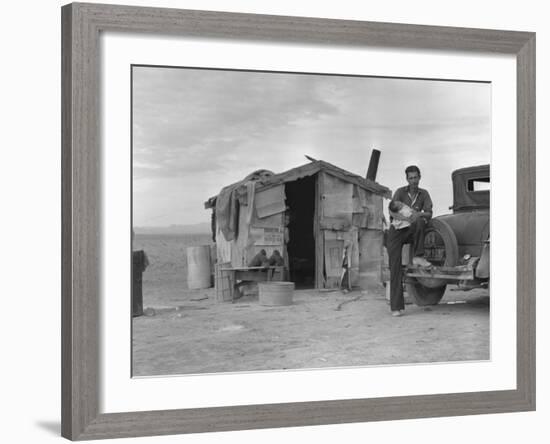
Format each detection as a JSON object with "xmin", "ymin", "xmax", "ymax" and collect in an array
[{"xmin": 61, "ymin": 2, "xmax": 536, "ymax": 440}]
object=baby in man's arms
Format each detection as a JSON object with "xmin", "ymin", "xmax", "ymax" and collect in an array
[{"xmin": 389, "ymin": 200, "xmax": 414, "ymax": 230}]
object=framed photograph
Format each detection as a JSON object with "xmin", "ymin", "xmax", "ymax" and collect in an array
[{"xmin": 61, "ymin": 2, "xmax": 535, "ymax": 440}]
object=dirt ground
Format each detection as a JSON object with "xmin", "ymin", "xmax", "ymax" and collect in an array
[
  {"xmin": 132, "ymin": 285, "xmax": 489, "ymax": 376},
  {"xmin": 132, "ymin": 234, "xmax": 489, "ymax": 376}
]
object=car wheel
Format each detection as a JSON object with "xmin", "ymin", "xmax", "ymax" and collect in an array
[
  {"xmin": 406, "ymin": 282, "xmax": 446, "ymax": 306},
  {"xmin": 406, "ymin": 219, "xmax": 459, "ymax": 306}
]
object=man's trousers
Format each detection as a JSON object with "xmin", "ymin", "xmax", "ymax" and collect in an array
[{"xmin": 387, "ymin": 219, "xmax": 427, "ymax": 311}]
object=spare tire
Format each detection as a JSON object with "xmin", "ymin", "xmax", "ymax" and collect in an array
[{"xmin": 406, "ymin": 218, "xmax": 459, "ymax": 306}]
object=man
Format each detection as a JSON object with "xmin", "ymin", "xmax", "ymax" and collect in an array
[{"xmin": 387, "ymin": 165, "xmax": 433, "ymax": 317}]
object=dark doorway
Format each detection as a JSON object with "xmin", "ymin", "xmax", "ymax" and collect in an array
[{"xmin": 285, "ymin": 176, "xmax": 316, "ymax": 289}]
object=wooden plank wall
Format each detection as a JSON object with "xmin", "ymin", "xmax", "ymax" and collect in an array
[
  {"xmin": 216, "ymin": 174, "xmax": 385, "ymax": 290},
  {"xmin": 216, "ymin": 189, "xmax": 285, "ymax": 268},
  {"xmin": 248, "ymin": 212, "xmax": 285, "ymax": 262},
  {"xmin": 320, "ymin": 173, "xmax": 356, "ymax": 288},
  {"xmin": 247, "ymin": 185, "xmax": 286, "ymax": 264},
  {"xmin": 359, "ymin": 229, "xmax": 384, "ymax": 290},
  {"xmin": 318, "ymin": 173, "xmax": 385, "ymax": 289},
  {"xmin": 320, "ymin": 173, "xmax": 354, "ymax": 230}
]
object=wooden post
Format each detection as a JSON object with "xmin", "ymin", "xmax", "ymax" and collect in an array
[{"xmin": 315, "ymin": 172, "xmax": 325, "ymax": 289}]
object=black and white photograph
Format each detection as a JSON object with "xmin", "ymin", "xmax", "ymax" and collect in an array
[
  {"xmin": 131, "ymin": 66, "xmax": 491, "ymax": 376},
  {"xmin": 3, "ymin": 0, "xmax": 543, "ymax": 443}
]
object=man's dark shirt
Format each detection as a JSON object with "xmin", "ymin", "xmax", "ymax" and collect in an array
[{"xmin": 392, "ymin": 186, "xmax": 433, "ymax": 214}]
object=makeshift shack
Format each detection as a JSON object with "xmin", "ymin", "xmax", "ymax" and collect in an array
[{"xmin": 204, "ymin": 159, "xmax": 391, "ymax": 291}]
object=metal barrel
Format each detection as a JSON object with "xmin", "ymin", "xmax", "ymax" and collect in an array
[
  {"xmin": 258, "ymin": 281, "xmax": 294, "ymax": 306},
  {"xmin": 187, "ymin": 245, "xmax": 212, "ymax": 289}
]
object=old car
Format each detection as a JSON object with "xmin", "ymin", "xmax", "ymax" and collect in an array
[{"xmin": 404, "ymin": 165, "xmax": 490, "ymax": 306}]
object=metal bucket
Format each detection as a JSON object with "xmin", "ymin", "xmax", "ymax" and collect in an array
[
  {"xmin": 258, "ymin": 281, "xmax": 294, "ymax": 306},
  {"xmin": 187, "ymin": 246, "xmax": 212, "ymax": 289}
]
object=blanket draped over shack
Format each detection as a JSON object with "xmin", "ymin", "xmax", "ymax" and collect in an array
[
  {"xmin": 215, "ymin": 170, "xmax": 274, "ymax": 242},
  {"xmin": 215, "ymin": 184, "xmax": 240, "ymax": 242}
]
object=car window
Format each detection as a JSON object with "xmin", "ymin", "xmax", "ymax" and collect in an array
[{"xmin": 467, "ymin": 177, "xmax": 490, "ymax": 192}]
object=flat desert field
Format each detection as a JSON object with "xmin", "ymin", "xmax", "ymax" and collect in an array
[{"xmin": 132, "ymin": 233, "xmax": 489, "ymax": 377}]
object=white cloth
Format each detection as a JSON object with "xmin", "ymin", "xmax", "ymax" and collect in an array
[{"xmin": 391, "ymin": 205, "xmax": 413, "ymax": 230}]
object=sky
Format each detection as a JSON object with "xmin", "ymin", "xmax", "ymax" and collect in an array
[{"xmin": 132, "ymin": 66, "xmax": 491, "ymax": 227}]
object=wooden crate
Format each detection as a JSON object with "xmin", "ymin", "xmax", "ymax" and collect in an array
[{"xmin": 215, "ymin": 263, "xmax": 234, "ymax": 302}]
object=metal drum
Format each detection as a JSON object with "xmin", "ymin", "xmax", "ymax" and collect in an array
[
  {"xmin": 258, "ymin": 281, "xmax": 294, "ymax": 306},
  {"xmin": 187, "ymin": 246, "xmax": 212, "ymax": 289}
]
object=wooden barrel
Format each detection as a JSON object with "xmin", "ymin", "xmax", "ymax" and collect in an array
[
  {"xmin": 187, "ymin": 246, "xmax": 212, "ymax": 289},
  {"xmin": 258, "ymin": 282, "xmax": 294, "ymax": 306}
]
